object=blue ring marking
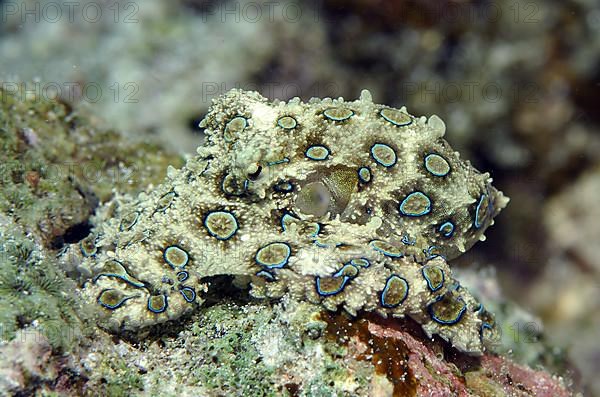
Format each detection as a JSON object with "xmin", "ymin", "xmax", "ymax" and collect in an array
[
  {"xmin": 438, "ymin": 221, "xmax": 455, "ymax": 237},
  {"xmin": 314, "ymin": 240, "xmax": 328, "ymax": 248},
  {"xmin": 357, "ymin": 167, "xmax": 372, "ymax": 183},
  {"xmin": 256, "ymin": 270, "xmax": 276, "ymax": 282},
  {"xmin": 97, "ymin": 289, "xmax": 138, "ymax": 310},
  {"xmin": 380, "ymin": 275, "xmax": 409, "ymax": 308},
  {"xmin": 267, "ymin": 157, "xmax": 290, "ymax": 166},
  {"xmin": 204, "ymin": 210, "xmax": 239, "ymax": 241},
  {"xmin": 474, "ymin": 194, "xmax": 490, "ymax": 229},
  {"xmin": 370, "ymin": 240, "xmax": 403, "ymax": 258},
  {"xmin": 428, "ymin": 296, "xmax": 467, "ymax": 325},
  {"xmin": 370, "ymin": 143, "xmax": 397, "ymax": 167},
  {"xmin": 421, "ymin": 265, "xmax": 445, "ymax": 292},
  {"xmin": 223, "ymin": 116, "xmax": 247, "ymax": 142},
  {"xmin": 255, "ymin": 242, "xmax": 291, "ymax": 269},
  {"xmin": 425, "ymin": 246, "xmax": 443, "ymax": 260},
  {"xmin": 176, "ymin": 271, "xmax": 189, "ymax": 283},
  {"xmin": 119, "ymin": 211, "xmax": 140, "ymax": 232},
  {"xmin": 349, "ymin": 258, "xmax": 370, "ymax": 268},
  {"xmin": 92, "ymin": 260, "xmax": 145, "ymax": 288},
  {"xmin": 315, "ymin": 275, "xmax": 350, "ymax": 297},
  {"xmin": 274, "ymin": 181, "xmax": 294, "ymax": 193},
  {"xmin": 399, "ymin": 191, "xmax": 432, "ymax": 217},
  {"xmin": 179, "ymin": 287, "xmax": 196, "ymax": 303},
  {"xmin": 221, "ymin": 174, "xmax": 247, "ymax": 196},
  {"xmin": 474, "ymin": 194, "xmax": 486, "ymax": 228},
  {"xmin": 307, "ymin": 223, "xmax": 321, "ymax": 238},
  {"xmin": 323, "ymin": 107, "xmax": 354, "ymax": 121},
  {"xmin": 147, "ymin": 295, "xmax": 168, "ymax": 314},
  {"xmin": 480, "ymin": 323, "xmax": 494, "ymax": 339},
  {"xmin": 333, "ymin": 264, "xmax": 359, "ymax": 279},
  {"xmin": 447, "ymin": 281, "xmax": 461, "ymax": 293},
  {"xmin": 401, "ymin": 234, "xmax": 416, "ymax": 246},
  {"xmin": 314, "ymin": 239, "xmax": 341, "ymax": 249},
  {"xmin": 93, "ymin": 273, "xmax": 145, "ymax": 289},
  {"xmin": 156, "ymin": 191, "xmax": 177, "ymax": 212},
  {"xmin": 305, "ymin": 145, "xmax": 330, "ymax": 161},
  {"xmin": 479, "ymin": 322, "xmax": 494, "ymax": 342},
  {"xmin": 380, "ymin": 108, "xmax": 412, "ymax": 126},
  {"xmin": 424, "ymin": 153, "xmax": 451, "ymax": 177},
  {"xmin": 280, "ymin": 212, "xmax": 300, "ymax": 232},
  {"xmin": 473, "ymin": 193, "xmax": 490, "ymax": 229},
  {"xmin": 163, "ymin": 245, "xmax": 190, "ymax": 269},
  {"xmin": 277, "ymin": 116, "xmax": 297, "ymax": 129},
  {"xmin": 79, "ymin": 235, "xmax": 97, "ymax": 257}
]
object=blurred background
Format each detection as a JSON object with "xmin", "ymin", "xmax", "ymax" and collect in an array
[{"xmin": 1, "ymin": 0, "xmax": 599, "ymax": 394}]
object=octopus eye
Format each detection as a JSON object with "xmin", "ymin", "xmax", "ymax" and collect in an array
[
  {"xmin": 295, "ymin": 182, "xmax": 331, "ymax": 217},
  {"xmin": 247, "ymin": 164, "xmax": 262, "ymax": 180}
]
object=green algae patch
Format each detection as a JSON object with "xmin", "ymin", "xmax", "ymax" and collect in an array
[
  {"xmin": 0, "ymin": 216, "xmax": 87, "ymax": 352},
  {"xmin": 94, "ymin": 359, "xmax": 144, "ymax": 397},
  {"xmin": 121, "ymin": 301, "xmax": 374, "ymax": 396},
  {"xmin": 0, "ymin": 87, "xmax": 183, "ymax": 248}
]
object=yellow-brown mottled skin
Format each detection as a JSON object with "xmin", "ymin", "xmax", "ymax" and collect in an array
[{"xmin": 71, "ymin": 89, "xmax": 508, "ymax": 355}]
